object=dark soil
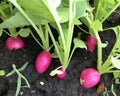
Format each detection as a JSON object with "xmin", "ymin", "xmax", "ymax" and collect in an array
[{"xmin": 1, "ymin": 9, "xmax": 120, "ymax": 96}]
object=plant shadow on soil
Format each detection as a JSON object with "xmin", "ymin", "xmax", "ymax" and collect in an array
[{"xmin": 1, "ymin": 9, "xmax": 120, "ymax": 96}]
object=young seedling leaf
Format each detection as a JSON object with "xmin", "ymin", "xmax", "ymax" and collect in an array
[
  {"xmin": 74, "ymin": 38, "xmax": 87, "ymax": 49},
  {"xmin": 51, "ymin": 52, "xmax": 59, "ymax": 58},
  {"xmin": 18, "ymin": 28, "xmax": 31, "ymax": 37},
  {"xmin": 112, "ymin": 56, "xmax": 120, "ymax": 69},
  {"xmin": 113, "ymin": 72, "xmax": 120, "ymax": 78},
  {"xmin": 0, "ymin": 70, "xmax": 6, "ymax": 76}
]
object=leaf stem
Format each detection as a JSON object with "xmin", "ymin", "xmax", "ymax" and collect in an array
[
  {"xmin": 46, "ymin": 24, "xmax": 62, "ymax": 63},
  {"xmin": 94, "ymin": 30, "xmax": 102, "ymax": 72},
  {"xmin": 12, "ymin": 64, "xmax": 30, "ymax": 88},
  {"xmin": 42, "ymin": 0, "xmax": 67, "ymax": 53},
  {"xmin": 6, "ymin": 62, "xmax": 29, "ymax": 77}
]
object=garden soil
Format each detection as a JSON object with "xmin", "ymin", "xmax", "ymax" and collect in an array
[{"xmin": 1, "ymin": 9, "xmax": 120, "ymax": 96}]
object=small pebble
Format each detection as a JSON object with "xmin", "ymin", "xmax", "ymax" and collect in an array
[{"xmin": 40, "ymin": 81, "xmax": 44, "ymax": 85}]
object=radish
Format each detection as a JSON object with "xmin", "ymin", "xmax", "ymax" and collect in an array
[
  {"xmin": 80, "ymin": 68, "xmax": 101, "ymax": 88},
  {"xmin": 35, "ymin": 51, "xmax": 52, "ymax": 74},
  {"xmin": 86, "ymin": 35, "xmax": 97, "ymax": 52},
  {"xmin": 93, "ymin": 11, "xmax": 96, "ymax": 20},
  {"xmin": 56, "ymin": 68, "xmax": 66, "ymax": 79},
  {"xmin": 5, "ymin": 36, "xmax": 24, "ymax": 50}
]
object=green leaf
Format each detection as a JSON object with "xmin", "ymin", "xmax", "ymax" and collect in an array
[
  {"xmin": 74, "ymin": 38, "xmax": 87, "ymax": 49},
  {"xmin": 112, "ymin": 56, "xmax": 120, "ymax": 69},
  {"xmin": 57, "ymin": 7, "xmax": 69, "ymax": 23},
  {"xmin": 0, "ymin": 12, "xmax": 51, "ymax": 28},
  {"xmin": 0, "ymin": 2, "xmax": 11, "ymax": 18},
  {"xmin": 0, "ymin": 12, "xmax": 29, "ymax": 28},
  {"xmin": 18, "ymin": 28, "xmax": 31, "ymax": 37},
  {"xmin": 95, "ymin": 0, "xmax": 120, "ymax": 22},
  {"xmin": 17, "ymin": 0, "xmax": 54, "ymax": 21},
  {"xmin": 74, "ymin": 0, "xmax": 87, "ymax": 18},
  {"xmin": 113, "ymin": 72, "xmax": 120, "ymax": 78},
  {"xmin": 45, "ymin": 0, "xmax": 61, "ymax": 9},
  {"xmin": 111, "ymin": 26, "xmax": 120, "ymax": 56},
  {"xmin": 73, "ymin": 19, "xmax": 82, "ymax": 25},
  {"xmin": 51, "ymin": 52, "xmax": 58, "ymax": 58},
  {"xmin": 17, "ymin": 0, "xmax": 87, "ymax": 24}
]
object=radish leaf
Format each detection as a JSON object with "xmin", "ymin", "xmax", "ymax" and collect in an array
[
  {"xmin": 112, "ymin": 56, "xmax": 120, "ymax": 69},
  {"xmin": 74, "ymin": 38, "xmax": 86, "ymax": 49}
]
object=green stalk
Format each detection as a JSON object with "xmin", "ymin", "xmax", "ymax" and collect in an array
[
  {"xmin": 45, "ymin": 24, "xmax": 49, "ymax": 49},
  {"xmin": 0, "ymin": 8, "xmax": 8, "ymax": 19},
  {"xmin": 94, "ymin": 30, "xmax": 102, "ymax": 72},
  {"xmin": 46, "ymin": 24, "xmax": 62, "ymax": 63},
  {"xmin": 38, "ymin": 25, "xmax": 49, "ymax": 50},
  {"xmin": 63, "ymin": 0, "xmax": 75, "ymax": 68},
  {"xmin": 94, "ymin": 0, "xmax": 101, "ymax": 20},
  {"xmin": 42, "ymin": 0, "xmax": 67, "ymax": 54},
  {"xmin": 81, "ymin": 16, "xmax": 103, "ymax": 72},
  {"xmin": 30, "ymin": 32, "xmax": 44, "ymax": 49},
  {"xmin": 9, "ymin": 0, "xmax": 49, "ymax": 50},
  {"xmin": 6, "ymin": 62, "xmax": 29, "ymax": 77},
  {"xmin": 16, "ymin": 76, "xmax": 21, "ymax": 96},
  {"xmin": 68, "ymin": 46, "xmax": 76, "ymax": 65}
]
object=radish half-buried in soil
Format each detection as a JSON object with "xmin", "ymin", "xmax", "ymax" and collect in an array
[
  {"xmin": 5, "ymin": 36, "xmax": 24, "ymax": 50},
  {"xmin": 56, "ymin": 68, "xmax": 67, "ymax": 79},
  {"xmin": 80, "ymin": 68, "xmax": 101, "ymax": 88},
  {"xmin": 35, "ymin": 51, "xmax": 52, "ymax": 74}
]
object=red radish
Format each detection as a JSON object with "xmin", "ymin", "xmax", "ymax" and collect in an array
[
  {"xmin": 5, "ymin": 36, "xmax": 24, "ymax": 50},
  {"xmin": 35, "ymin": 51, "xmax": 52, "ymax": 74},
  {"xmin": 86, "ymin": 35, "xmax": 97, "ymax": 52},
  {"xmin": 80, "ymin": 68, "xmax": 100, "ymax": 88},
  {"xmin": 56, "ymin": 68, "xmax": 66, "ymax": 79}
]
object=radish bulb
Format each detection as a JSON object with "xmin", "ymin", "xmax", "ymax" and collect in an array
[
  {"xmin": 86, "ymin": 35, "xmax": 97, "ymax": 52},
  {"xmin": 56, "ymin": 68, "xmax": 66, "ymax": 79},
  {"xmin": 35, "ymin": 51, "xmax": 52, "ymax": 74},
  {"xmin": 80, "ymin": 68, "xmax": 100, "ymax": 88},
  {"xmin": 5, "ymin": 37, "xmax": 24, "ymax": 50}
]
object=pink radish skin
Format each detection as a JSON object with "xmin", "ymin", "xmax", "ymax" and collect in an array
[
  {"xmin": 35, "ymin": 51, "xmax": 52, "ymax": 74},
  {"xmin": 80, "ymin": 68, "xmax": 100, "ymax": 88},
  {"xmin": 56, "ymin": 68, "xmax": 66, "ymax": 79},
  {"xmin": 86, "ymin": 35, "xmax": 97, "ymax": 52},
  {"xmin": 93, "ymin": 12, "xmax": 96, "ymax": 20},
  {"xmin": 5, "ymin": 37, "xmax": 24, "ymax": 50}
]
